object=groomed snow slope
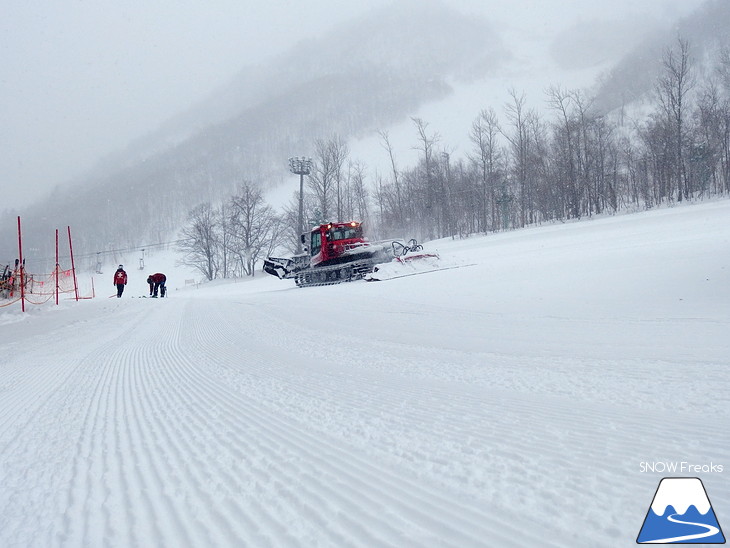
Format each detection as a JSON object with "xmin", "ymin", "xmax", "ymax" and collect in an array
[{"xmin": 1, "ymin": 200, "xmax": 728, "ymax": 547}]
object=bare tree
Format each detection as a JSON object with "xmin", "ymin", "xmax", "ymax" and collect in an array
[
  {"xmin": 309, "ymin": 135, "xmax": 349, "ymax": 221},
  {"xmin": 571, "ymin": 90, "xmax": 602, "ymax": 215},
  {"xmin": 503, "ymin": 89, "xmax": 535, "ymax": 226},
  {"xmin": 331, "ymin": 136, "xmax": 350, "ymax": 220},
  {"xmin": 371, "ymin": 171, "xmax": 395, "ymax": 238},
  {"xmin": 656, "ymin": 36, "xmax": 695, "ymax": 201},
  {"xmin": 227, "ymin": 182, "xmax": 280, "ymax": 277},
  {"xmin": 639, "ymin": 113, "xmax": 674, "ymax": 206},
  {"xmin": 347, "ymin": 160, "xmax": 370, "ymax": 223},
  {"xmin": 411, "ymin": 117, "xmax": 440, "ymax": 237},
  {"xmin": 217, "ymin": 201, "xmax": 234, "ymax": 278},
  {"xmin": 378, "ymin": 129, "xmax": 402, "ymax": 219},
  {"xmin": 177, "ymin": 202, "xmax": 220, "ymax": 281},
  {"xmin": 546, "ymin": 85, "xmax": 579, "ymax": 218},
  {"xmin": 717, "ymin": 46, "xmax": 730, "ymax": 96},
  {"xmin": 469, "ymin": 108, "xmax": 502, "ymax": 231},
  {"xmin": 713, "ymin": 47, "xmax": 730, "ymax": 192},
  {"xmin": 308, "ymin": 139, "xmax": 335, "ymax": 221}
]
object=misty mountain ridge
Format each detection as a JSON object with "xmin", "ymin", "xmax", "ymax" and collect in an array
[
  {"xmin": 102, "ymin": 0, "xmax": 503, "ymax": 176},
  {"xmin": 591, "ymin": 0, "xmax": 730, "ymax": 114}
]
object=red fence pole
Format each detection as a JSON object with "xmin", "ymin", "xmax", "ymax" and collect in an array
[
  {"xmin": 55, "ymin": 228, "xmax": 60, "ymax": 305},
  {"xmin": 17, "ymin": 216, "xmax": 25, "ymax": 312},
  {"xmin": 67, "ymin": 226, "xmax": 79, "ymax": 301}
]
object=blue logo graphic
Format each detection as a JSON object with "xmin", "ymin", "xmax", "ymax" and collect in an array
[{"xmin": 637, "ymin": 477, "xmax": 725, "ymax": 544}]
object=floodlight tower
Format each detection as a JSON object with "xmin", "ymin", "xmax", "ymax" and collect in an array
[{"xmin": 289, "ymin": 156, "xmax": 313, "ymax": 253}]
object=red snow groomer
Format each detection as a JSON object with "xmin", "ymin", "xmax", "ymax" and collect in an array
[{"xmin": 263, "ymin": 221, "xmax": 433, "ymax": 287}]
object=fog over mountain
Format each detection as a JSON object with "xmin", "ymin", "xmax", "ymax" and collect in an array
[
  {"xmin": 100, "ymin": 1, "xmax": 504, "ymax": 178},
  {"xmin": 592, "ymin": 0, "xmax": 730, "ymax": 114},
  {"xmin": 1, "ymin": 0, "xmax": 717, "ymax": 265},
  {"xmin": 3, "ymin": 1, "xmax": 504, "ymax": 261}
]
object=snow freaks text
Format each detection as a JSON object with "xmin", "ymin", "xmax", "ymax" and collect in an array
[{"xmin": 639, "ymin": 462, "xmax": 724, "ymax": 473}]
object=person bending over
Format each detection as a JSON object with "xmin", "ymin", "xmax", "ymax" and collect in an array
[{"xmin": 147, "ymin": 272, "xmax": 167, "ymax": 298}]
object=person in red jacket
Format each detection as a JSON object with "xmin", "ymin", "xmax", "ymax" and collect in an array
[
  {"xmin": 147, "ymin": 272, "xmax": 167, "ymax": 298},
  {"xmin": 113, "ymin": 265, "xmax": 127, "ymax": 298}
]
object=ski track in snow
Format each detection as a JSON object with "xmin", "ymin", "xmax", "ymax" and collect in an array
[
  {"xmin": 211, "ymin": 295, "xmax": 727, "ymax": 546},
  {"xmin": 0, "ymin": 299, "xmax": 551, "ymax": 547},
  {"xmin": 1, "ymin": 201, "xmax": 729, "ymax": 547}
]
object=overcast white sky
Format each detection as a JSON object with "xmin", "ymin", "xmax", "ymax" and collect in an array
[{"xmin": 1, "ymin": 0, "xmax": 703, "ymax": 210}]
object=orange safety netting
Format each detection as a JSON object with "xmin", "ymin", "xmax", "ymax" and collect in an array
[{"xmin": 0, "ymin": 268, "xmax": 91, "ymax": 307}]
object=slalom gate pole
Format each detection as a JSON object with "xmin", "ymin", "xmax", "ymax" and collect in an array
[
  {"xmin": 55, "ymin": 229, "xmax": 60, "ymax": 305},
  {"xmin": 67, "ymin": 226, "xmax": 79, "ymax": 301},
  {"xmin": 17, "ymin": 216, "xmax": 25, "ymax": 312}
]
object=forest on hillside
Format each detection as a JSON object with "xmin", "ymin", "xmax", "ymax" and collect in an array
[{"xmin": 178, "ymin": 35, "xmax": 730, "ymax": 280}]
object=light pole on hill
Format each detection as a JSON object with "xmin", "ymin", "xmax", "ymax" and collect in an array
[{"xmin": 289, "ymin": 156, "xmax": 313, "ymax": 253}]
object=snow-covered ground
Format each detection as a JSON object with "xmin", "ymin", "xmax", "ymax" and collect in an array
[{"xmin": 1, "ymin": 200, "xmax": 728, "ymax": 547}]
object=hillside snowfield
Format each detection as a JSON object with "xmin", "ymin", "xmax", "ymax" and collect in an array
[{"xmin": 1, "ymin": 200, "xmax": 728, "ymax": 547}]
